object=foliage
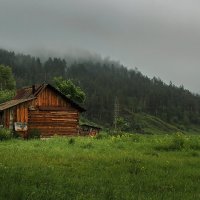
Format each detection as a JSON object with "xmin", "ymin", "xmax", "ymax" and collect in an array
[
  {"xmin": 95, "ymin": 132, "xmax": 109, "ymax": 139},
  {"xmin": 12, "ymin": 131, "xmax": 20, "ymax": 138},
  {"xmin": 44, "ymin": 57, "xmax": 66, "ymax": 81},
  {"xmin": 0, "ymin": 64, "xmax": 16, "ymax": 103},
  {"xmin": 80, "ymin": 117, "xmax": 102, "ymax": 129},
  {"xmin": 0, "ymin": 64, "xmax": 16, "ymax": 90},
  {"xmin": 0, "ymin": 134, "xmax": 199, "ymax": 199},
  {"xmin": 155, "ymin": 133, "xmax": 185, "ymax": 151},
  {"xmin": 0, "ymin": 90, "xmax": 15, "ymax": 104},
  {"xmin": 116, "ymin": 117, "xmax": 129, "ymax": 132},
  {"xmin": 1, "ymin": 49, "xmax": 200, "ymax": 128},
  {"xmin": 28, "ymin": 129, "xmax": 41, "ymax": 139},
  {"xmin": 0, "ymin": 128, "xmax": 12, "ymax": 141},
  {"xmin": 53, "ymin": 76, "xmax": 86, "ymax": 103},
  {"xmin": 68, "ymin": 138, "xmax": 75, "ymax": 145},
  {"xmin": 155, "ymin": 132, "xmax": 200, "ymax": 151}
]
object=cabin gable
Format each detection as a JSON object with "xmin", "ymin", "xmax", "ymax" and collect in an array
[{"xmin": 35, "ymin": 86, "xmax": 77, "ymax": 111}]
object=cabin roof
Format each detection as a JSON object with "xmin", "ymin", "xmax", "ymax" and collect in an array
[
  {"xmin": 80, "ymin": 123, "xmax": 102, "ymax": 130},
  {"xmin": 14, "ymin": 84, "xmax": 44, "ymax": 99},
  {"xmin": 80, "ymin": 124, "xmax": 102, "ymax": 130},
  {"xmin": 0, "ymin": 83, "xmax": 85, "ymax": 112},
  {"xmin": 0, "ymin": 98, "xmax": 35, "ymax": 111}
]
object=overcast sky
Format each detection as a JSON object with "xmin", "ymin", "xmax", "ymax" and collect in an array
[{"xmin": 0, "ymin": 0, "xmax": 200, "ymax": 93}]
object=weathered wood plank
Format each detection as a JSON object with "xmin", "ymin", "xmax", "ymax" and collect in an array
[{"xmin": 39, "ymin": 106, "xmax": 69, "ymax": 111}]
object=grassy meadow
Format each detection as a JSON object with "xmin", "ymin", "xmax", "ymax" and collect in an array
[{"xmin": 0, "ymin": 133, "xmax": 200, "ymax": 200}]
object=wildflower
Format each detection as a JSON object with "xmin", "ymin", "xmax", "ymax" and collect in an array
[{"xmin": 141, "ymin": 166, "xmax": 145, "ymax": 170}]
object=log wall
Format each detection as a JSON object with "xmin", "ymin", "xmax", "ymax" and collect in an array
[
  {"xmin": 28, "ymin": 87, "xmax": 80, "ymax": 136},
  {"xmin": 28, "ymin": 110, "xmax": 79, "ymax": 136},
  {"xmin": 2, "ymin": 86, "xmax": 80, "ymax": 137}
]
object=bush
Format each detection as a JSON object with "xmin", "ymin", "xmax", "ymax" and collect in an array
[
  {"xmin": 134, "ymin": 123, "xmax": 145, "ymax": 133},
  {"xmin": 0, "ymin": 128, "xmax": 12, "ymax": 141},
  {"xmin": 187, "ymin": 138, "xmax": 200, "ymax": 150},
  {"xmin": 155, "ymin": 132, "xmax": 186, "ymax": 151},
  {"xmin": 95, "ymin": 132, "xmax": 108, "ymax": 140},
  {"xmin": 68, "ymin": 138, "xmax": 75, "ymax": 145},
  {"xmin": 13, "ymin": 131, "xmax": 20, "ymax": 138},
  {"xmin": 0, "ymin": 90, "xmax": 15, "ymax": 104},
  {"xmin": 169, "ymin": 133, "xmax": 185, "ymax": 150},
  {"xmin": 28, "ymin": 129, "xmax": 41, "ymax": 139}
]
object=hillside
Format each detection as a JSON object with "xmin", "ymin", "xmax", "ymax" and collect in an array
[
  {"xmin": 126, "ymin": 112, "xmax": 179, "ymax": 134},
  {"xmin": 1, "ymin": 48, "xmax": 200, "ymax": 131}
]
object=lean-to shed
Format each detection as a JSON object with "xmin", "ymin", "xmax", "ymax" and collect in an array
[
  {"xmin": 79, "ymin": 123, "xmax": 102, "ymax": 136},
  {"xmin": 0, "ymin": 84, "xmax": 85, "ymax": 137}
]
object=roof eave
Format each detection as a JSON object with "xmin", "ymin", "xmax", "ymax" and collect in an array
[{"xmin": 0, "ymin": 97, "xmax": 36, "ymax": 111}]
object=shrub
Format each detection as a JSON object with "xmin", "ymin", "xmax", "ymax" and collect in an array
[
  {"xmin": 0, "ymin": 128, "xmax": 12, "ymax": 141},
  {"xmin": 95, "ymin": 132, "xmax": 108, "ymax": 140},
  {"xmin": 28, "ymin": 129, "xmax": 41, "ymax": 139},
  {"xmin": 68, "ymin": 138, "xmax": 75, "ymax": 145},
  {"xmin": 188, "ymin": 138, "xmax": 200, "ymax": 150},
  {"xmin": 155, "ymin": 132, "xmax": 186, "ymax": 151},
  {"xmin": 170, "ymin": 133, "xmax": 185, "ymax": 150},
  {"xmin": 134, "ymin": 123, "xmax": 145, "ymax": 133},
  {"xmin": 13, "ymin": 131, "xmax": 20, "ymax": 138},
  {"xmin": 95, "ymin": 134, "xmax": 103, "ymax": 140}
]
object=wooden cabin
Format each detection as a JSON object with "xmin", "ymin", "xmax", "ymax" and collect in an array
[
  {"xmin": 0, "ymin": 84, "xmax": 85, "ymax": 138},
  {"xmin": 79, "ymin": 123, "xmax": 102, "ymax": 136}
]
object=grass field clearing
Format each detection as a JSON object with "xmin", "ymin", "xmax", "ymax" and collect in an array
[{"xmin": 0, "ymin": 133, "xmax": 199, "ymax": 200}]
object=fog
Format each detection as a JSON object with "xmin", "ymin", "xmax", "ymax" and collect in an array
[{"xmin": 0, "ymin": 0, "xmax": 200, "ymax": 92}]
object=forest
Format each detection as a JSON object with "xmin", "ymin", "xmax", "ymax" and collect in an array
[{"xmin": 0, "ymin": 48, "xmax": 200, "ymax": 131}]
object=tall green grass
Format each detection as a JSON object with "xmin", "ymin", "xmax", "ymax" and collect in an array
[
  {"xmin": 0, "ymin": 128, "xmax": 12, "ymax": 141},
  {"xmin": 0, "ymin": 133, "xmax": 199, "ymax": 200}
]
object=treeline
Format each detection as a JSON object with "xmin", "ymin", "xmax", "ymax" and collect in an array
[
  {"xmin": 0, "ymin": 48, "xmax": 200, "ymax": 126},
  {"xmin": 0, "ymin": 64, "xmax": 16, "ymax": 103}
]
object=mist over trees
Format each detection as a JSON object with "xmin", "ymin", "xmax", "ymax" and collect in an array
[{"xmin": 0, "ymin": 48, "xmax": 200, "ymax": 127}]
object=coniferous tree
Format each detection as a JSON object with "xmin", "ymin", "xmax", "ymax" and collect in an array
[{"xmin": 1, "ymin": 48, "xmax": 200, "ymax": 126}]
